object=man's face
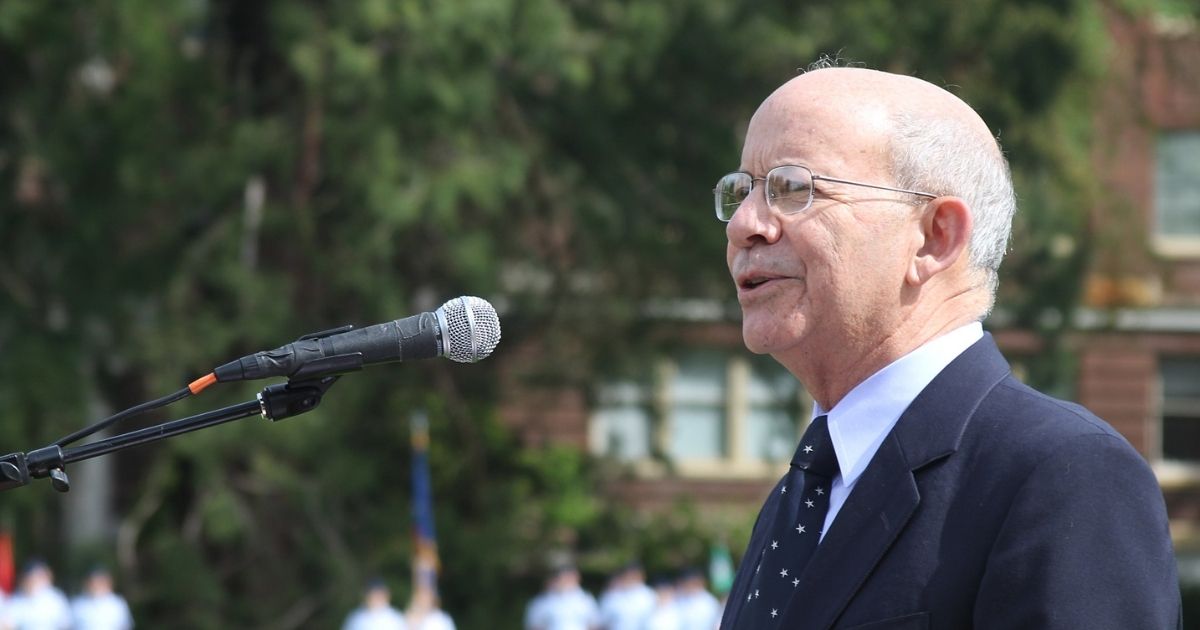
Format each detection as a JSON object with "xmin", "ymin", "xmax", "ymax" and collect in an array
[
  {"xmin": 86, "ymin": 573, "xmax": 113, "ymax": 595},
  {"xmin": 22, "ymin": 566, "xmax": 52, "ymax": 593},
  {"xmin": 366, "ymin": 586, "xmax": 391, "ymax": 608},
  {"xmin": 725, "ymin": 80, "xmax": 914, "ymax": 374}
]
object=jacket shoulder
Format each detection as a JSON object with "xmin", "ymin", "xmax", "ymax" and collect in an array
[{"xmin": 973, "ymin": 375, "xmax": 1136, "ymax": 455}]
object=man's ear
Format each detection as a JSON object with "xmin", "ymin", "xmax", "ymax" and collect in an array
[{"xmin": 906, "ymin": 197, "xmax": 972, "ymax": 286}]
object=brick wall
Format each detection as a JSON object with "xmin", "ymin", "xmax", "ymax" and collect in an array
[
  {"xmin": 1076, "ymin": 342, "xmax": 1156, "ymax": 455},
  {"xmin": 1095, "ymin": 11, "xmax": 1200, "ymax": 301}
]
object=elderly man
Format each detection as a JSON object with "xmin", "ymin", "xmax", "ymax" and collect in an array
[{"xmin": 715, "ymin": 66, "xmax": 1180, "ymax": 629}]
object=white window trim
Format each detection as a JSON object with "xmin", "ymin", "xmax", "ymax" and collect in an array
[
  {"xmin": 1153, "ymin": 130, "xmax": 1200, "ymax": 257},
  {"xmin": 592, "ymin": 353, "xmax": 810, "ymax": 479},
  {"xmin": 1151, "ymin": 234, "xmax": 1200, "ymax": 259},
  {"xmin": 1153, "ymin": 460, "xmax": 1200, "ymax": 489},
  {"xmin": 1153, "ymin": 357, "xmax": 1200, "ymax": 487}
]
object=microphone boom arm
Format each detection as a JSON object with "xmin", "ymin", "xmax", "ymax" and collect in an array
[{"xmin": 0, "ymin": 357, "xmax": 359, "ymax": 494}]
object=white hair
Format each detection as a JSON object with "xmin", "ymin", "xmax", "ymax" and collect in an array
[{"xmin": 888, "ymin": 112, "xmax": 1017, "ymax": 318}]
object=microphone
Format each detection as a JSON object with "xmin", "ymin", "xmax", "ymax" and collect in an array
[{"xmin": 212, "ymin": 296, "xmax": 500, "ymax": 383}]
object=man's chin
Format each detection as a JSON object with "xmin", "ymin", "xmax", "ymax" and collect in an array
[{"xmin": 740, "ymin": 320, "xmax": 781, "ymax": 355}]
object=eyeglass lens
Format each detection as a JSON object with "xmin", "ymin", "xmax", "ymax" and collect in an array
[{"xmin": 713, "ymin": 166, "xmax": 814, "ymax": 221}]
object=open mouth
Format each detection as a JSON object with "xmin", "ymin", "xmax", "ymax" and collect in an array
[{"xmin": 740, "ymin": 275, "xmax": 776, "ymax": 290}]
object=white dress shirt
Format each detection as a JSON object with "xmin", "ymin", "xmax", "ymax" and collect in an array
[
  {"xmin": 4, "ymin": 586, "xmax": 72, "ymax": 630},
  {"xmin": 598, "ymin": 582, "xmax": 655, "ymax": 630},
  {"xmin": 813, "ymin": 322, "xmax": 984, "ymax": 540},
  {"xmin": 673, "ymin": 588, "xmax": 720, "ymax": 630},
  {"xmin": 408, "ymin": 609, "xmax": 455, "ymax": 630},
  {"xmin": 524, "ymin": 587, "xmax": 600, "ymax": 630},
  {"xmin": 71, "ymin": 592, "xmax": 134, "ymax": 630},
  {"xmin": 343, "ymin": 606, "xmax": 409, "ymax": 630}
]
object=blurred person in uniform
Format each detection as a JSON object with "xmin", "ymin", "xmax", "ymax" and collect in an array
[
  {"xmin": 343, "ymin": 578, "xmax": 408, "ymax": 630},
  {"xmin": 597, "ymin": 562, "xmax": 654, "ymax": 630},
  {"xmin": 671, "ymin": 569, "xmax": 718, "ymax": 630},
  {"xmin": 2, "ymin": 559, "xmax": 70, "ymax": 630},
  {"xmin": 641, "ymin": 576, "xmax": 681, "ymax": 630},
  {"xmin": 69, "ymin": 566, "xmax": 132, "ymax": 630},
  {"xmin": 404, "ymin": 583, "xmax": 454, "ymax": 630},
  {"xmin": 523, "ymin": 562, "xmax": 599, "ymax": 630}
]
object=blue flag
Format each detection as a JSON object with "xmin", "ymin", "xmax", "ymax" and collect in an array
[{"xmin": 411, "ymin": 410, "xmax": 439, "ymax": 594}]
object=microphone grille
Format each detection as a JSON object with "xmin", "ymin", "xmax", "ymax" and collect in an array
[{"xmin": 438, "ymin": 296, "xmax": 501, "ymax": 363}]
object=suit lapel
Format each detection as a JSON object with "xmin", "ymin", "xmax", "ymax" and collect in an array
[
  {"xmin": 776, "ymin": 335, "xmax": 1012, "ymax": 629},
  {"xmin": 779, "ymin": 435, "xmax": 919, "ymax": 630}
]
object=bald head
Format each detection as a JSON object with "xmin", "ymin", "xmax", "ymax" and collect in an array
[
  {"xmin": 748, "ymin": 68, "xmax": 1016, "ymax": 313},
  {"xmin": 771, "ymin": 68, "xmax": 997, "ymax": 141}
]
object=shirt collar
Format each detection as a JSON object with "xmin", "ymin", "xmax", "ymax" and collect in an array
[{"xmin": 812, "ymin": 322, "xmax": 983, "ymax": 485}]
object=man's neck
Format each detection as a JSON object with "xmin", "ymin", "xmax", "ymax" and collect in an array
[{"xmin": 800, "ymin": 312, "xmax": 982, "ymax": 410}]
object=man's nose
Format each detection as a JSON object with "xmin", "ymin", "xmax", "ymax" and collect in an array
[{"xmin": 726, "ymin": 188, "xmax": 781, "ymax": 247}]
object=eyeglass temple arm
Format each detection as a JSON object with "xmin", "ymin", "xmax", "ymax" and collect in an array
[{"xmin": 812, "ymin": 175, "xmax": 937, "ymax": 199}]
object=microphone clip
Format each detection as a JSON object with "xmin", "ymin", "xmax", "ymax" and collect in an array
[
  {"xmin": 296, "ymin": 324, "xmax": 355, "ymax": 341},
  {"xmin": 254, "ymin": 333, "xmax": 369, "ymax": 421},
  {"xmin": 256, "ymin": 349, "xmax": 364, "ymax": 422}
]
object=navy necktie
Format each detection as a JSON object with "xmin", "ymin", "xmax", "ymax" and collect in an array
[{"xmin": 732, "ymin": 415, "xmax": 839, "ymax": 627}]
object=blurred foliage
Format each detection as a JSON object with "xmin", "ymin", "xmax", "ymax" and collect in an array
[
  {"xmin": 1185, "ymin": 583, "xmax": 1200, "ymax": 630},
  {"xmin": 1120, "ymin": 0, "xmax": 1200, "ymax": 18},
  {"xmin": 0, "ymin": 0, "xmax": 1147, "ymax": 626}
]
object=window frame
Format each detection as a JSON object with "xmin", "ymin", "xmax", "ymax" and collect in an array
[
  {"xmin": 1152, "ymin": 129, "xmax": 1200, "ymax": 258},
  {"xmin": 1153, "ymin": 356, "xmax": 1200, "ymax": 487},
  {"xmin": 590, "ymin": 352, "xmax": 811, "ymax": 479}
]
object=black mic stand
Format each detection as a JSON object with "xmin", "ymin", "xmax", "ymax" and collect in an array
[{"xmin": 0, "ymin": 353, "xmax": 363, "ymax": 494}]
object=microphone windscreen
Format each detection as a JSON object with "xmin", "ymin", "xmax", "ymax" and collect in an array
[{"xmin": 437, "ymin": 296, "xmax": 501, "ymax": 363}]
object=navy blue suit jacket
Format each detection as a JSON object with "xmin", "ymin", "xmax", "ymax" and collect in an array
[{"xmin": 721, "ymin": 335, "xmax": 1181, "ymax": 629}]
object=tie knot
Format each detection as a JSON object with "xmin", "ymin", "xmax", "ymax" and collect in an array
[{"xmin": 791, "ymin": 415, "xmax": 838, "ymax": 477}]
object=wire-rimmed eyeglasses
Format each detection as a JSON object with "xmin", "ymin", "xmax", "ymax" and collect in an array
[{"xmin": 713, "ymin": 164, "xmax": 937, "ymax": 222}]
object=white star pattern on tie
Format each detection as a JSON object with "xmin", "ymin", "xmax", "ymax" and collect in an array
[{"xmin": 729, "ymin": 415, "xmax": 838, "ymax": 628}]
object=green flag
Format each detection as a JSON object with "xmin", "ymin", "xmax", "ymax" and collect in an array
[{"xmin": 709, "ymin": 541, "xmax": 734, "ymax": 595}]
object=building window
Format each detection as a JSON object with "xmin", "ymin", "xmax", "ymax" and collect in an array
[
  {"xmin": 1154, "ymin": 130, "xmax": 1200, "ymax": 253},
  {"xmin": 1160, "ymin": 358, "xmax": 1200, "ymax": 463},
  {"xmin": 667, "ymin": 351, "xmax": 728, "ymax": 460},
  {"xmin": 591, "ymin": 351, "xmax": 807, "ymax": 473},
  {"xmin": 743, "ymin": 356, "xmax": 803, "ymax": 462},
  {"xmin": 592, "ymin": 381, "xmax": 652, "ymax": 460}
]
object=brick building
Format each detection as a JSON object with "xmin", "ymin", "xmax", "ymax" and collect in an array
[{"xmin": 1080, "ymin": 8, "xmax": 1200, "ymax": 578}]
